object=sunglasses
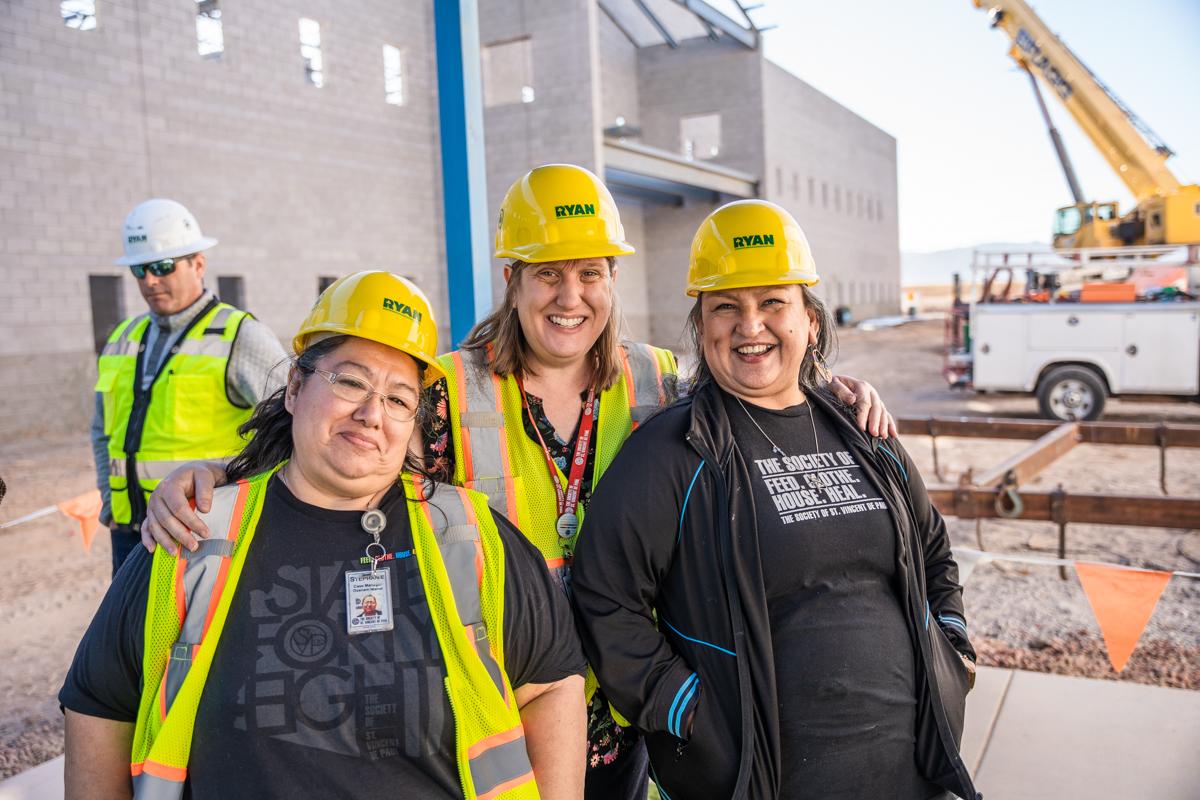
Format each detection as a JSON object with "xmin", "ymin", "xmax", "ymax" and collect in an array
[{"xmin": 129, "ymin": 256, "xmax": 189, "ymax": 279}]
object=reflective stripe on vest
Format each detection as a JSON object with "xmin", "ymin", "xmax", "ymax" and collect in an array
[
  {"xmin": 130, "ymin": 469, "xmax": 536, "ymax": 800},
  {"xmin": 97, "ymin": 303, "xmax": 252, "ymax": 526},
  {"xmin": 439, "ymin": 342, "xmax": 676, "ymax": 567}
]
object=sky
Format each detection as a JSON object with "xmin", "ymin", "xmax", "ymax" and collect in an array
[{"xmin": 740, "ymin": 0, "xmax": 1200, "ymax": 254}]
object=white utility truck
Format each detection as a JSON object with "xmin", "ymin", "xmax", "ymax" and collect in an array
[{"xmin": 944, "ymin": 247, "xmax": 1200, "ymax": 420}]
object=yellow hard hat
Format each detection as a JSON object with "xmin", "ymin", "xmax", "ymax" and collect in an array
[
  {"xmin": 294, "ymin": 271, "xmax": 445, "ymax": 386},
  {"xmin": 495, "ymin": 164, "xmax": 635, "ymax": 263},
  {"xmin": 686, "ymin": 199, "xmax": 819, "ymax": 296}
]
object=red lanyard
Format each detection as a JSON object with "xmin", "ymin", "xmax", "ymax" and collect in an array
[{"xmin": 517, "ymin": 379, "xmax": 597, "ymax": 540}]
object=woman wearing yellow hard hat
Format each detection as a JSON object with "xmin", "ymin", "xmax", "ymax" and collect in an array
[
  {"xmin": 61, "ymin": 272, "xmax": 586, "ymax": 800},
  {"xmin": 572, "ymin": 201, "xmax": 980, "ymax": 800},
  {"xmin": 141, "ymin": 167, "xmax": 892, "ymax": 799}
]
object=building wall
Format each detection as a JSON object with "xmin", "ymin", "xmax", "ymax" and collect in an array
[
  {"xmin": 634, "ymin": 38, "xmax": 766, "ymax": 354},
  {"xmin": 478, "ymin": 0, "xmax": 603, "ymax": 311},
  {"xmin": 0, "ymin": 0, "xmax": 445, "ymax": 440},
  {"xmin": 760, "ymin": 62, "xmax": 901, "ymax": 325}
]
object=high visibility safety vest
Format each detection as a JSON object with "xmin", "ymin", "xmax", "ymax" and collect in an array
[
  {"xmin": 129, "ymin": 467, "xmax": 538, "ymax": 800},
  {"xmin": 96, "ymin": 301, "xmax": 253, "ymax": 525},
  {"xmin": 437, "ymin": 341, "xmax": 678, "ymax": 576}
]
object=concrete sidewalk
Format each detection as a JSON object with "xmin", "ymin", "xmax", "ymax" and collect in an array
[
  {"xmin": 961, "ymin": 667, "xmax": 1200, "ymax": 799},
  {"xmin": 5, "ymin": 667, "xmax": 1198, "ymax": 799}
]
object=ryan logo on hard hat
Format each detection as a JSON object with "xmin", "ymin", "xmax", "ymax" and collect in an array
[
  {"xmin": 382, "ymin": 297, "xmax": 423, "ymax": 323},
  {"xmin": 554, "ymin": 203, "xmax": 596, "ymax": 219},
  {"xmin": 732, "ymin": 233, "xmax": 776, "ymax": 250}
]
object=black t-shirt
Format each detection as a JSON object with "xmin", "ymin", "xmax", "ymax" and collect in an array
[
  {"xmin": 723, "ymin": 393, "xmax": 942, "ymax": 800},
  {"xmin": 60, "ymin": 476, "xmax": 586, "ymax": 799}
]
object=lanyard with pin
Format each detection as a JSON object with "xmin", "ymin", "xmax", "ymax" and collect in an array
[{"xmin": 517, "ymin": 378, "xmax": 596, "ymax": 552}]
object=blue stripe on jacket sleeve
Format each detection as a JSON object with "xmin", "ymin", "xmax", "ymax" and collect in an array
[
  {"xmin": 938, "ymin": 614, "xmax": 969, "ymax": 635},
  {"xmin": 667, "ymin": 673, "xmax": 698, "ymax": 738},
  {"xmin": 672, "ymin": 676, "xmax": 700, "ymax": 739},
  {"xmin": 677, "ymin": 463, "xmax": 704, "ymax": 544},
  {"xmin": 661, "ymin": 617, "xmax": 736, "ymax": 657}
]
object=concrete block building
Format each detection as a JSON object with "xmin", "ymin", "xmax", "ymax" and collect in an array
[{"xmin": 0, "ymin": 0, "xmax": 898, "ymax": 439}]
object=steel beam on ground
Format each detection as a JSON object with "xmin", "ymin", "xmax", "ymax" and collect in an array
[
  {"xmin": 434, "ymin": 0, "xmax": 491, "ymax": 347},
  {"xmin": 897, "ymin": 417, "xmax": 1200, "ymax": 448},
  {"xmin": 974, "ymin": 422, "xmax": 1081, "ymax": 489},
  {"xmin": 926, "ymin": 485, "xmax": 1200, "ymax": 528}
]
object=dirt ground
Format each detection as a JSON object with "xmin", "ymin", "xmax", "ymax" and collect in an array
[{"xmin": 0, "ymin": 318, "xmax": 1197, "ymax": 779}]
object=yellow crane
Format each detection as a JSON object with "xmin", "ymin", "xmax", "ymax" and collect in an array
[{"xmin": 974, "ymin": 0, "xmax": 1200, "ymax": 249}]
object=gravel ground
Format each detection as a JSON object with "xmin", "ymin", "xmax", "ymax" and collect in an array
[{"xmin": 0, "ymin": 318, "xmax": 1197, "ymax": 779}]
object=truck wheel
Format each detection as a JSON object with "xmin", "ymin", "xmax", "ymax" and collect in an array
[{"xmin": 1037, "ymin": 366, "xmax": 1106, "ymax": 421}]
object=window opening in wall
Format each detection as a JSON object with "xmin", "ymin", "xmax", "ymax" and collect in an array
[
  {"xmin": 680, "ymin": 113, "xmax": 720, "ymax": 161},
  {"xmin": 61, "ymin": 0, "xmax": 97, "ymax": 30},
  {"xmin": 318, "ymin": 275, "xmax": 338, "ymax": 295},
  {"xmin": 217, "ymin": 276, "xmax": 245, "ymax": 309},
  {"xmin": 791, "ymin": 172, "xmax": 799, "ymax": 198},
  {"xmin": 866, "ymin": 197, "xmax": 874, "ymax": 221},
  {"xmin": 822, "ymin": 182, "xmax": 828, "ymax": 208},
  {"xmin": 876, "ymin": 197, "xmax": 884, "ymax": 221},
  {"xmin": 834, "ymin": 186, "xmax": 841, "ymax": 212},
  {"xmin": 383, "ymin": 44, "xmax": 405, "ymax": 106},
  {"xmin": 299, "ymin": 18, "xmax": 324, "ymax": 87},
  {"xmin": 482, "ymin": 38, "xmax": 534, "ymax": 107},
  {"xmin": 857, "ymin": 193, "xmax": 863, "ymax": 218},
  {"xmin": 808, "ymin": 177, "xmax": 815, "ymax": 205},
  {"xmin": 195, "ymin": 0, "xmax": 223, "ymax": 57},
  {"xmin": 89, "ymin": 275, "xmax": 124, "ymax": 354}
]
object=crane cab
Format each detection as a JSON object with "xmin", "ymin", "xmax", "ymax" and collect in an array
[{"xmin": 1053, "ymin": 201, "xmax": 1123, "ymax": 250}]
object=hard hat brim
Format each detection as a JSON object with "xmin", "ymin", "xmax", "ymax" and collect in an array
[
  {"xmin": 293, "ymin": 326, "xmax": 447, "ymax": 388},
  {"xmin": 115, "ymin": 236, "xmax": 219, "ymax": 265},
  {"xmin": 687, "ymin": 272, "xmax": 820, "ymax": 297},
  {"xmin": 494, "ymin": 240, "xmax": 636, "ymax": 264}
]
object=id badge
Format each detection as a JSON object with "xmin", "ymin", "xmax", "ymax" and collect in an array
[{"xmin": 345, "ymin": 568, "xmax": 394, "ymax": 635}]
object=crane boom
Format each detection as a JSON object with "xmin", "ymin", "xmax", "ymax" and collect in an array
[
  {"xmin": 976, "ymin": 0, "xmax": 1179, "ymax": 202},
  {"xmin": 974, "ymin": 0, "xmax": 1200, "ymax": 249}
]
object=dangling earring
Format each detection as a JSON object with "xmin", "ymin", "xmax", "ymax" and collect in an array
[{"xmin": 810, "ymin": 347, "xmax": 833, "ymax": 384}]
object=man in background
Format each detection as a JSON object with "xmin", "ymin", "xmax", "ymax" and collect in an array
[{"xmin": 93, "ymin": 198, "xmax": 286, "ymax": 574}]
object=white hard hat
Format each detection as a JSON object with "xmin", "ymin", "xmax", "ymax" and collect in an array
[{"xmin": 115, "ymin": 198, "xmax": 218, "ymax": 266}]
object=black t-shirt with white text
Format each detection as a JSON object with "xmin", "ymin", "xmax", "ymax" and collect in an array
[
  {"xmin": 60, "ymin": 476, "xmax": 585, "ymax": 799},
  {"xmin": 722, "ymin": 392, "xmax": 942, "ymax": 800}
]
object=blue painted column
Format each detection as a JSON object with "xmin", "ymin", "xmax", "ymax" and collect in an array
[{"xmin": 434, "ymin": 0, "xmax": 492, "ymax": 347}]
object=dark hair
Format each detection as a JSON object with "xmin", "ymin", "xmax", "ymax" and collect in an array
[
  {"xmin": 460, "ymin": 257, "xmax": 625, "ymax": 391},
  {"xmin": 226, "ymin": 335, "xmax": 435, "ymax": 488},
  {"xmin": 685, "ymin": 283, "xmax": 838, "ymax": 396}
]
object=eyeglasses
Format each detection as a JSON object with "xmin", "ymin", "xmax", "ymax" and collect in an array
[
  {"xmin": 129, "ymin": 257, "xmax": 186, "ymax": 279},
  {"xmin": 303, "ymin": 367, "xmax": 420, "ymax": 422}
]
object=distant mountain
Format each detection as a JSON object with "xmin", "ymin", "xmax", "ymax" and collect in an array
[{"xmin": 901, "ymin": 242, "xmax": 1050, "ymax": 286}]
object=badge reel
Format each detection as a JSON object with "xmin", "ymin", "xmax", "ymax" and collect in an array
[{"xmin": 345, "ymin": 508, "xmax": 394, "ymax": 635}]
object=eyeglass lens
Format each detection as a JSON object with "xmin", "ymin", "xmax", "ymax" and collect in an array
[{"xmin": 324, "ymin": 371, "xmax": 418, "ymax": 422}]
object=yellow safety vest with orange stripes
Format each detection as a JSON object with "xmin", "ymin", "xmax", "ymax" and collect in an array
[
  {"xmin": 96, "ymin": 302, "xmax": 253, "ymax": 525},
  {"xmin": 129, "ymin": 467, "xmax": 538, "ymax": 800},
  {"xmin": 437, "ymin": 341, "xmax": 678, "ymax": 579}
]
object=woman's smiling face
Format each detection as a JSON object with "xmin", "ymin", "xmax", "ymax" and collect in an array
[
  {"xmin": 508, "ymin": 257, "xmax": 615, "ymax": 371},
  {"xmin": 699, "ymin": 283, "xmax": 818, "ymax": 409}
]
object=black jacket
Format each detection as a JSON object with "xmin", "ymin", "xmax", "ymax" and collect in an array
[{"xmin": 572, "ymin": 381, "xmax": 980, "ymax": 799}]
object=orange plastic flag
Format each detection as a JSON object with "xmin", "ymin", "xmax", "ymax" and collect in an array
[
  {"xmin": 57, "ymin": 489, "xmax": 102, "ymax": 550},
  {"xmin": 1075, "ymin": 562, "xmax": 1171, "ymax": 673}
]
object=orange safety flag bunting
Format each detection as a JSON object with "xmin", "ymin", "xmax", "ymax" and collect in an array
[
  {"xmin": 1075, "ymin": 563, "xmax": 1172, "ymax": 673},
  {"xmin": 57, "ymin": 489, "xmax": 103, "ymax": 550}
]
